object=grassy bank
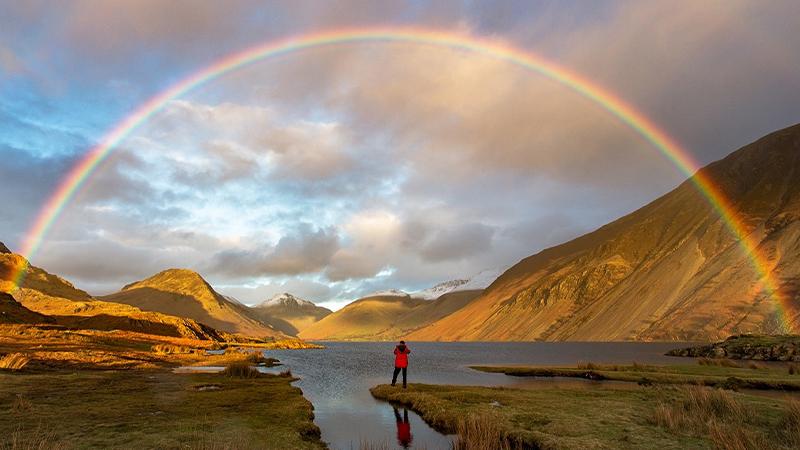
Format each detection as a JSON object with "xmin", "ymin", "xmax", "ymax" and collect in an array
[
  {"xmin": 471, "ymin": 361, "xmax": 800, "ymax": 391},
  {"xmin": 1, "ymin": 369, "xmax": 324, "ymax": 449},
  {"xmin": 371, "ymin": 383, "xmax": 799, "ymax": 449}
]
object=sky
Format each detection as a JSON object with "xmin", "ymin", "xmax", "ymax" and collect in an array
[{"xmin": 1, "ymin": 1, "xmax": 799, "ymax": 310}]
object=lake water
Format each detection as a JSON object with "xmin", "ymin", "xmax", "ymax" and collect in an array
[{"xmin": 263, "ymin": 341, "xmax": 690, "ymax": 450}]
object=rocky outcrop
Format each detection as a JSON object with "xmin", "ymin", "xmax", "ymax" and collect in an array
[{"xmin": 667, "ymin": 335, "xmax": 800, "ymax": 361}]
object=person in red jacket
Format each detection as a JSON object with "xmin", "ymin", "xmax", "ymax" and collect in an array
[{"xmin": 391, "ymin": 340, "xmax": 411, "ymax": 388}]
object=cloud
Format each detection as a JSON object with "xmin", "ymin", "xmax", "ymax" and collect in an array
[
  {"xmin": 325, "ymin": 211, "xmax": 402, "ymax": 281},
  {"xmin": 418, "ymin": 222, "xmax": 494, "ymax": 262},
  {"xmin": 209, "ymin": 225, "xmax": 340, "ymax": 277},
  {"xmin": 4, "ymin": 0, "xmax": 800, "ymax": 304}
]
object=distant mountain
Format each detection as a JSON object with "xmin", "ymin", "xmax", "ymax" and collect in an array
[
  {"xmin": 298, "ymin": 289, "xmax": 483, "ymax": 341},
  {"xmin": 0, "ymin": 242, "xmax": 10, "ymax": 254},
  {"xmin": 101, "ymin": 269, "xmax": 281, "ymax": 338},
  {"xmin": 412, "ymin": 269, "xmax": 502, "ymax": 300},
  {"xmin": 410, "ymin": 124, "xmax": 800, "ymax": 341},
  {"xmin": 250, "ymin": 293, "xmax": 332, "ymax": 336},
  {"xmin": 0, "ymin": 253, "xmax": 227, "ymax": 340}
]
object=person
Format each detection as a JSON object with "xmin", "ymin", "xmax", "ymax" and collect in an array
[
  {"xmin": 391, "ymin": 340, "xmax": 411, "ymax": 388},
  {"xmin": 393, "ymin": 406, "xmax": 413, "ymax": 448}
]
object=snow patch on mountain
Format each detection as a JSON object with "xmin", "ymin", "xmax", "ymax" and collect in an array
[
  {"xmin": 412, "ymin": 269, "xmax": 502, "ymax": 300},
  {"xmin": 365, "ymin": 289, "xmax": 409, "ymax": 298},
  {"xmin": 258, "ymin": 292, "xmax": 316, "ymax": 308}
]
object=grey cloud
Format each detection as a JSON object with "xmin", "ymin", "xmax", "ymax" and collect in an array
[
  {"xmin": 419, "ymin": 222, "xmax": 494, "ymax": 262},
  {"xmin": 209, "ymin": 225, "xmax": 340, "ymax": 277}
]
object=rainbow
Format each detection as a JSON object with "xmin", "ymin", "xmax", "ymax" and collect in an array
[{"xmin": 11, "ymin": 27, "xmax": 793, "ymax": 330}]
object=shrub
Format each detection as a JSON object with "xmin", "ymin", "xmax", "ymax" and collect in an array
[
  {"xmin": 221, "ymin": 361, "xmax": 261, "ymax": 379},
  {"xmin": 245, "ymin": 352, "xmax": 268, "ymax": 364},
  {"xmin": 151, "ymin": 344, "xmax": 193, "ymax": 355}
]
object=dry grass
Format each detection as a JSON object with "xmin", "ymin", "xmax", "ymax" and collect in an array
[
  {"xmin": 453, "ymin": 414, "xmax": 524, "ymax": 450},
  {"xmin": 577, "ymin": 361, "xmax": 600, "ymax": 370},
  {"xmin": 0, "ymin": 425, "xmax": 67, "ymax": 450},
  {"xmin": 221, "ymin": 361, "xmax": 261, "ymax": 379},
  {"xmin": 780, "ymin": 399, "xmax": 800, "ymax": 447},
  {"xmin": 278, "ymin": 369, "xmax": 293, "ymax": 378},
  {"xmin": 11, "ymin": 394, "xmax": 32, "ymax": 414},
  {"xmin": 650, "ymin": 386, "xmax": 752, "ymax": 432},
  {"xmin": 647, "ymin": 386, "xmax": 800, "ymax": 450},
  {"xmin": 698, "ymin": 358, "xmax": 742, "ymax": 368},
  {"xmin": 788, "ymin": 363, "xmax": 798, "ymax": 375},
  {"xmin": 0, "ymin": 353, "xmax": 29, "ymax": 371}
]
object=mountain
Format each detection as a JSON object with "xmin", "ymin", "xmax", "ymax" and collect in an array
[
  {"xmin": 0, "ymin": 242, "xmax": 11, "ymax": 254},
  {"xmin": 102, "ymin": 269, "xmax": 281, "ymax": 338},
  {"xmin": 298, "ymin": 289, "xmax": 483, "ymax": 340},
  {"xmin": 410, "ymin": 124, "xmax": 800, "ymax": 342},
  {"xmin": 250, "ymin": 293, "xmax": 332, "ymax": 336},
  {"xmin": 412, "ymin": 269, "xmax": 502, "ymax": 300},
  {"xmin": 0, "ymin": 253, "xmax": 227, "ymax": 340}
]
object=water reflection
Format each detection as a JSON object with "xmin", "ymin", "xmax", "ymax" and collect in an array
[
  {"xmin": 393, "ymin": 407, "xmax": 413, "ymax": 448},
  {"xmin": 265, "ymin": 341, "xmax": 689, "ymax": 449}
]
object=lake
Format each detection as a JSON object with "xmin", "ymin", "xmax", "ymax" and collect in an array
[{"xmin": 264, "ymin": 341, "xmax": 690, "ymax": 450}]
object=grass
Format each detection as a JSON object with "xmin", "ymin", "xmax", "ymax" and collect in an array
[
  {"xmin": 649, "ymin": 386, "xmax": 800, "ymax": 450},
  {"xmin": 0, "ymin": 353, "xmax": 29, "ymax": 371},
  {"xmin": 371, "ymin": 383, "xmax": 796, "ymax": 450},
  {"xmin": 472, "ymin": 362, "xmax": 800, "ymax": 391},
  {"xmin": 0, "ymin": 369, "xmax": 324, "ymax": 449}
]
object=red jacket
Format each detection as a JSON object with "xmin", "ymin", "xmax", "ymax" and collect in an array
[{"xmin": 394, "ymin": 344, "xmax": 411, "ymax": 368}]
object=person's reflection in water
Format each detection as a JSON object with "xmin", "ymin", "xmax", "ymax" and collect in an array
[{"xmin": 393, "ymin": 406, "xmax": 413, "ymax": 448}]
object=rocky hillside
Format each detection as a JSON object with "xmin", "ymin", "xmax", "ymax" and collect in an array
[
  {"xmin": 410, "ymin": 123, "xmax": 800, "ymax": 341},
  {"xmin": 102, "ymin": 269, "xmax": 281, "ymax": 338},
  {"xmin": 0, "ymin": 252, "xmax": 227, "ymax": 340},
  {"xmin": 250, "ymin": 293, "xmax": 331, "ymax": 336}
]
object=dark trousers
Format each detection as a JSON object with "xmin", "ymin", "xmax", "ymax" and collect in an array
[{"xmin": 392, "ymin": 366, "xmax": 407, "ymax": 387}]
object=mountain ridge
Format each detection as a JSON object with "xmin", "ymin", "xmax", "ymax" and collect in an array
[
  {"xmin": 102, "ymin": 268, "xmax": 282, "ymax": 338},
  {"xmin": 408, "ymin": 123, "xmax": 800, "ymax": 341}
]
